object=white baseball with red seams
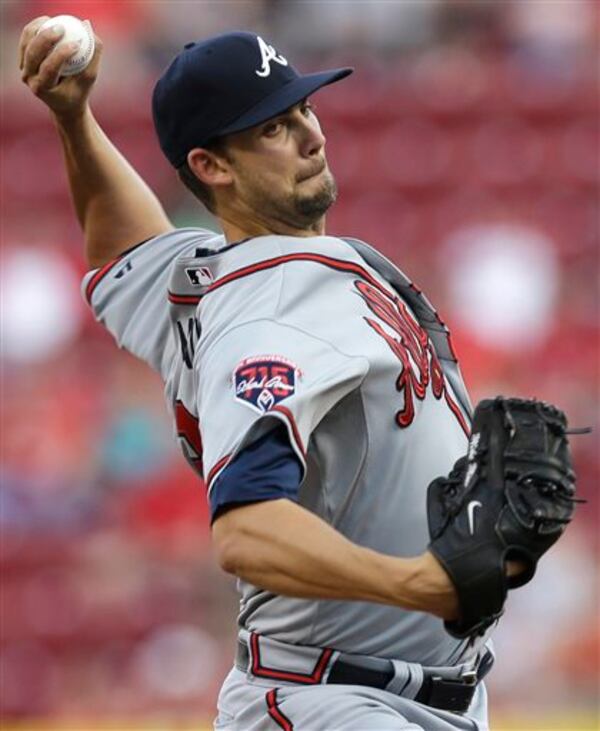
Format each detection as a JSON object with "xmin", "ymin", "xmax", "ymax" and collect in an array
[{"xmin": 37, "ymin": 15, "xmax": 94, "ymax": 76}]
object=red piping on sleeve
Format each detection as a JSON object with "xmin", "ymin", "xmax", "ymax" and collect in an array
[
  {"xmin": 85, "ymin": 256, "xmax": 124, "ymax": 304},
  {"xmin": 206, "ymin": 454, "xmax": 232, "ymax": 492},
  {"xmin": 85, "ymin": 238, "xmax": 152, "ymax": 305},
  {"xmin": 271, "ymin": 405, "xmax": 306, "ymax": 459}
]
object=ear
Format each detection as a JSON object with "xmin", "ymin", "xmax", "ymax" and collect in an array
[{"xmin": 187, "ymin": 147, "xmax": 233, "ymax": 188}]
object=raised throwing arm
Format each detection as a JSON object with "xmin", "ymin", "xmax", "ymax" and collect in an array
[{"xmin": 19, "ymin": 17, "xmax": 173, "ymax": 268}]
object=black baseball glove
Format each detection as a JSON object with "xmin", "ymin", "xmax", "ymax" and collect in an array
[{"xmin": 427, "ymin": 397, "xmax": 585, "ymax": 639}]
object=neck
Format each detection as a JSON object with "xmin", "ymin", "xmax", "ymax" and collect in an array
[{"xmin": 217, "ymin": 207, "xmax": 326, "ymax": 244}]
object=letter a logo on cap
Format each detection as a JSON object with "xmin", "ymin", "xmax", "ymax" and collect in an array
[{"xmin": 255, "ymin": 36, "xmax": 288, "ymax": 78}]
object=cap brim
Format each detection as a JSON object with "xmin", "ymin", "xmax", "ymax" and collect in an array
[{"xmin": 216, "ymin": 67, "xmax": 353, "ymax": 140}]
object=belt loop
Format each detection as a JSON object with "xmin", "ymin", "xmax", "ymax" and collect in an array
[
  {"xmin": 397, "ymin": 661, "xmax": 423, "ymax": 700},
  {"xmin": 320, "ymin": 650, "xmax": 340, "ymax": 683},
  {"xmin": 385, "ymin": 660, "xmax": 411, "ymax": 695}
]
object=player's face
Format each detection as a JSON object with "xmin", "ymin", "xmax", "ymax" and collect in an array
[{"xmin": 223, "ymin": 100, "xmax": 337, "ymax": 231}]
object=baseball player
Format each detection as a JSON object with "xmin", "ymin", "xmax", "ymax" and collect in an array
[{"xmin": 21, "ymin": 22, "xmax": 528, "ymax": 731}]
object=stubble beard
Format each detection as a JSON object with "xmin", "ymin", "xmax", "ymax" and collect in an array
[
  {"xmin": 257, "ymin": 169, "xmax": 338, "ymax": 231},
  {"xmin": 293, "ymin": 170, "xmax": 338, "ymax": 223}
]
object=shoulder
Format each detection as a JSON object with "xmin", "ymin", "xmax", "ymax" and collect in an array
[
  {"xmin": 209, "ymin": 233, "xmax": 375, "ymax": 283},
  {"xmin": 83, "ymin": 227, "xmax": 225, "ymax": 306},
  {"xmin": 190, "ymin": 236, "xmax": 385, "ymax": 350},
  {"xmin": 167, "ymin": 233, "xmax": 368, "ymax": 309},
  {"xmin": 126, "ymin": 226, "xmax": 226, "ymax": 266},
  {"xmin": 167, "ymin": 233, "xmax": 388, "ymax": 340}
]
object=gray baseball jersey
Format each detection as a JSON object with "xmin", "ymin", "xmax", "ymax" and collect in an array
[{"xmin": 83, "ymin": 229, "xmax": 491, "ymax": 727}]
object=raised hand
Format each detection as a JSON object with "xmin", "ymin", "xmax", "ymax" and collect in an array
[{"xmin": 19, "ymin": 16, "xmax": 102, "ymax": 119}]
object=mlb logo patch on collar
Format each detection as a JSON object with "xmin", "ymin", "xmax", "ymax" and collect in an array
[
  {"xmin": 234, "ymin": 356, "xmax": 300, "ymax": 414},
  {"xmin": 185, "ymin": 266, "xmax": 214, "ymax": 286}
]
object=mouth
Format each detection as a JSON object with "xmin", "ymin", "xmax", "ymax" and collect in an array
[{"xmin": 297, "ymin": 163, "xmax": 326, "ymax": 183}]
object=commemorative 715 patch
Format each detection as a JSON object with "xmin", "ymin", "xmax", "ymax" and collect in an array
[{"xmin": 234, "ymin": 356, "xmax": 300, "ymax": 414}]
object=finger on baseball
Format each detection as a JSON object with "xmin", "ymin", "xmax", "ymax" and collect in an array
[
  {"xmin": 18, "ymin": 16, "xmax": 51, "ymax": 70},
  {"xmin": 81, "ymin": 25, "xmax": 103, "ymax": 79},
  {"xmin": 81, "ymin": 19, "xmax": 101, "ymax": 50},
  {"xmin": 35, "ymin": 42, "xmax": 80, "ymax": 91},
  {"xmin": 84, "ymin": 20, "xmax": 103, "ymax": 60},
  {"xmin": 21, "ymin": 24, "xmax": 66, "ymax": 80}
]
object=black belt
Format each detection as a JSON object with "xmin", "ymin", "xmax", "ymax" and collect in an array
[{"xmin": 236, "ymin": 639, "xmax": 494, "ymax": 714}]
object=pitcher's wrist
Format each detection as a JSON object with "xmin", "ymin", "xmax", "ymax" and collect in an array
[
  {"xmin": 404, "ymin": 552, "xmax": 460, "ymax": 620},
  {"xmin": 53, "ymin": 103, "xmax": 91, "ymax": 128}
]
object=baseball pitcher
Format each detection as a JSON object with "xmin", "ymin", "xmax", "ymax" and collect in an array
[{"xmin": 20, "ymin": 21, "xmax": 582, "ymax": 731}]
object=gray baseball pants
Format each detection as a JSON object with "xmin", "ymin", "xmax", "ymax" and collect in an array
[{"xmin": 214, "ymin": 667, "xmax": 489, "ymax": 730}]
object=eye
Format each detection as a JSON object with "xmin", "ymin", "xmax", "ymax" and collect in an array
[
  {"xmin": 262, "ymin": 120, "xmax": 284, "ymax": 137},
  {"xmin": 301, "ymin": 101, "xmax": 315, "ymax": 117}
]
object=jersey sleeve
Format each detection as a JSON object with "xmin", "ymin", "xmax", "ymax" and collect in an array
[
  {"xmin": 209, "ymin": 424, "xmax": 303, "ymax": 522},
  {"xmin": 197, "ymin": 319, "xmax": 370, "ymax": 497},
  {"xmin": 81, "ymin": 228, "xmax": 222, "ymax": 374}
]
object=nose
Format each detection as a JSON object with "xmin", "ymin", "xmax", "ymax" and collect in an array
[{"xmin": 298, "ymin": 113, "xmax": 326, "ymax": 158}]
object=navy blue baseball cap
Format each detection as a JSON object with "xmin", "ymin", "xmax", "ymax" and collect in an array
[{"xmin": 152, "ymin": 31, "xmax": 353, "ymax": 168}]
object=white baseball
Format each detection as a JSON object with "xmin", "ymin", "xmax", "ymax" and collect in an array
[{"xmin": 37, "ymin": 15, "xmax": 95, "ymax": 76}]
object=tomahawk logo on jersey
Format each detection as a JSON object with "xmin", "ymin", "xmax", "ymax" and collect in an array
[{"xmin": 82, "ymin": 230, "xmax": 481, "ymax": 664}]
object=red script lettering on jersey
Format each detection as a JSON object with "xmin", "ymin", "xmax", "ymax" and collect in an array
[
  {"xmin": 174, "ymin": 399, "xmax": 204, "ymax": 477},
  {"xmin": 355, "ymin": 280, "xmax": 445, "ymax": 428}
]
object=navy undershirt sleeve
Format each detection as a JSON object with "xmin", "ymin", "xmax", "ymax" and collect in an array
[{"xmin": 209, "ymin": 424, "xmax": 303, "ymax": 523}]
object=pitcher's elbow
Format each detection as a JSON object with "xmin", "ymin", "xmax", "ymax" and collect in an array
[{"xmin": 212, "ymin": 523, "xmax": 245, "ymax": 576}]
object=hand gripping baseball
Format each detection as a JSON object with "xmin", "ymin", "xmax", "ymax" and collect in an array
[
  {"xmin": 19, "ymin": 16, "xmax": 102, "ymax": 119},
  {"xmin": 426, "ymin": 397, "xmax": 586, "ymax": 639}
]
